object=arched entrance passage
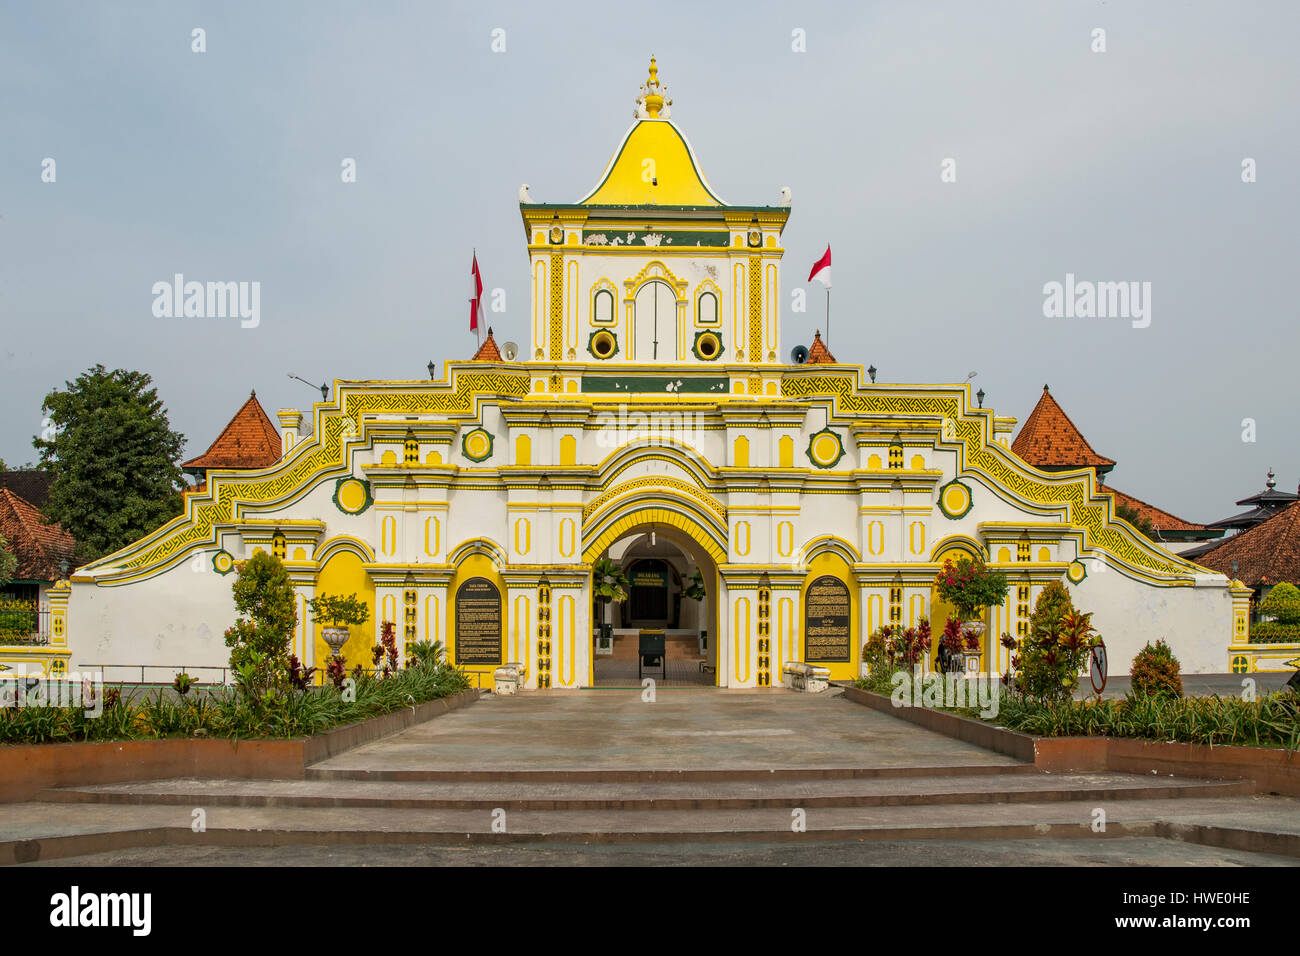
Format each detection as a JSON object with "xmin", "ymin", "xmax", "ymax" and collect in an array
[{"xmin": 583, "ymin": 500, "xmax": 724, "ymax": 687}]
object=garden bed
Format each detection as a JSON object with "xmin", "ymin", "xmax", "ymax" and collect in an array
[
  {"xmin": 0, "ymin": 687, "xmax": 479, "ymax": 803},
  {"xmin": 842, "ymin": 684, "xmax": 1300, "ymax": 796}
]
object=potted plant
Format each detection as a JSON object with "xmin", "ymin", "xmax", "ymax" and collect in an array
[
  {"xmin": 934, "ymin": 555, "xmax": 1009, "ymax": 650},
  {"xmin": 684, "ymin": 568, "xmax": 707, "ymax": 602},
  {"xmin": 308, "ymin": 592, "xmax": 370, "ymax": 660},
  {"xmin": 591, "ymin": 558, "xmax": 629, "ymax": 648}
]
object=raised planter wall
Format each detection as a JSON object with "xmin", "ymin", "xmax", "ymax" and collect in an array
[
  {"xmin": 0, "ymin": 688, "xmax": 479, "ymax": 803},
  {"xmin": 842, "ymin": 684, "xmax": 1300, "ymax": 796}
]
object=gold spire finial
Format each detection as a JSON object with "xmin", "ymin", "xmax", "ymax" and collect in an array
[{"xmin": 643, "ymin": 55, "xmax": 664, "ymax": 117}]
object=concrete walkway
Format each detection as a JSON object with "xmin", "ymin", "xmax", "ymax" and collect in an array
[{"xmin": 309, "ymin": 689, "xmax": 1023, "ymax": 774}]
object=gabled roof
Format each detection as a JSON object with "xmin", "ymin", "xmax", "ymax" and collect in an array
[
  {"xmin": 1207, "ymin": 506, "xmax": 1278, "ymax": 531},
  {"xmin": 0, "ymin": 470, "xmax": 53, "ymax": 509},
  {"xmin": 181, "ymin": 391, "xmax": 281, "ymax": 473},
  {"xmin": 1234, "ymin": 470, "xmax": 1297, "ymax": 508},
  {"xmin": 0, "ymin": 489, "xmax": 76, "ymax": 582},
  {"xmin": 805, "ymin": 330, "xmax": 837, "ymax": 365},
  {"xmin": 1105, "ymin": 486, "xmax": 1218, "ymax": 539},
  {"xmin": 471, "ymin": 328, "xmax": 503, "ymax": 362},
  {"xmin": 1194, "ymin": 501, "xmax": 1300, "ymax": 590},
  {"xmin": 1011, "ymin": 385, "xmax": 1116, "ymax": 472}
]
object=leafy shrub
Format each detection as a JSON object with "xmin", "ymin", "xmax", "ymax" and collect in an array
[
  {"xmin": 224, "ymin": 551, "xmax": 298, "ymax": 700},
  {"xmin": 1013, "ymin": 582, "xmax": 1099, "ymax": 701},
  {"xmin": 0, "ymin": 655, "xmax": 471, "ymax": 744},
  {"xmin": 1259, "ymin": 583, "xmax": 1300, "ymax": 626},
  {"xmin": 992, "ymin": 691, "xmax": 1300, "ymax": 751},
  {"xmin": 1130, "ymin": 639, "xmax": 1183, "ymax": 698},
  {"xmin": 858, "ymin": 631, "xmax": 893, "ymax": 692},
  {"xmin": 934, "ymin": 556, "xmax": 1009, "ymax": 618},
  {"xmin": 307, "ymin": 592, "xmax": 371, "ymax": 627}
]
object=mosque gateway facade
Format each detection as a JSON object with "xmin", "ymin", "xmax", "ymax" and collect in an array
[{"xmin": 63, "ymin": 61, "xmax": 1236, "ymax": 687}]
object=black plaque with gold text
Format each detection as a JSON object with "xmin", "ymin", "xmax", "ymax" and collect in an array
[
  {"xmin": 805, "ymin": 575, "xmax": 851, "ymax": 662},
  {"xmin": 455, "ymin": 577, "xmax": 502, "ymax": 665}
]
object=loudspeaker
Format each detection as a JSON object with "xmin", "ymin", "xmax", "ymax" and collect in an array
[
  {"xmin": 790, "ymin": 344, "xmax": 809, "ymax": 364},
  {"xmin": 503, "ymin": 341, "xmax": 519, "ymax": 360}
]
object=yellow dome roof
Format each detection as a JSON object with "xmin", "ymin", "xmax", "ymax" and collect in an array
[
  {"xmin": 578, "ymin": 58, "xmax": 725, "ymax": 207},
  {"xmin": 579, "ymin": 119, "xmax": 725, "ymax": 206}
]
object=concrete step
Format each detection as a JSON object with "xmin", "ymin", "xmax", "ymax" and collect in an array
[
  {"xmin": 37, "ymin": 772, "xmax": 1255, "ymax": 812},
  {"xmin": 302, "ymin": 763, "xmax": 1039, "ymax": 784},
  {"xmin": 4, "ymin": 794, "xmax": 1299, "ymax": 866}
]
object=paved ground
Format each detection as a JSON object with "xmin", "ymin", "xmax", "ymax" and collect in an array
[
  {"xmin": 23, "ymin": 838, "xmax": 1298, "ymax": 867},
  {"xmin": 7, "ymin": 688, "xmax": 1299, "ymax": 866},
  {"xmin": 310, "ymin": 689, "xmax": 1024, "ymax": 774},
  {"xmin": 1087, "ymin": 674, "xmax": 1294, "ymax": 700}
]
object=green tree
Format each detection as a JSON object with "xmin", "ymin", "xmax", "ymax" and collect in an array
[
  {"xmin": 34, "ymin": 365, "xmax": 186, "ymax": 562},
  {"xmin": 1115, "ymin": 502, "xmax": 1154, "ymax": 537},
  {"xmin": 0, "ymin": 530, "xmax": 16, "ymax": 588},
  {"xmin": 225, "ymin": 551, "xmax": 298, "ymax": 699}
]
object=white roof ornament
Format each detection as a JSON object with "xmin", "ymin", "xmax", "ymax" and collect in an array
[
  {"xmin": 779, "ymin": 186, "xmax": 792, "ymax": 206},
  {"xmin": 519, "ymin": 183, "xmax": 535, "ymax": 203}
]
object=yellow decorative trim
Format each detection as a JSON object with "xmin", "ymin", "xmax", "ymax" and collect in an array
[
  {"xmin": 780, "ymin": 374, "xmax": 1195, "ymax": 579},
  {"xmin": 549, "ymin": 251, "xmax": 564, "ymax": 361},
  {"xmin": 591, "ymin": 278, "xmax": 618, "ymax": 326},
  {"xmin": 582, "ymin": 504, "xmax": 727, "ymax": 564},
  {"xmin": 623, "ymin": 260, "xmax": 688, "ymax": 301},
  {"xmin": 747, "ymin": 255, "xmax": 762, "ymax": 362},
  {"xmin": 77, "ymin": 370, "xmax": 530, "ymax": 582},
  {"xmin": 583, "ymin": 474, "xmax": 726, "ymax": 523}
]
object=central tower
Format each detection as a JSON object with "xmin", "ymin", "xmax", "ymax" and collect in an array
[{"xmin": 520, "ymin": 58, "xmax": 791, "ymax": 371}]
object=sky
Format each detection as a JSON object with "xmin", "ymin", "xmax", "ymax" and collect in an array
[{"xmin": 1, "ymin": 0, "xmax": 1296, "ymax": 523}]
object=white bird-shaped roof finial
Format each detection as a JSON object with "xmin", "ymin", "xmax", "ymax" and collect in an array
[
  {"xmin": 779, "ymin": 186, "xmax": 792, "ymax": 206},
  {"xmin": 519, "ymin": 183, "xmax": 535, "ymax": 203}
]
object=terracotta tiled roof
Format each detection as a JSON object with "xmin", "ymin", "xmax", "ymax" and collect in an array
[
  {"xmin": 472, "ymin": 328, "xmax": 503, "ymax": 362},
  {"xmin": 1105, "ymin": 487, "xmax": 1207, "ymax": 533},
  {"xmin": 0, "ymin": 470, "xmax": 53, "ymax": 509},
  {"xmin": 1011, "ymin": 385, "xmax": 1116, "ymax": 472},
  {"xmin": 1195, "ymin": 502, "xmax": 1300, "ymax": 589},
  {"xmin": 806, "ymin": 330, "xmax": 837, "ymax": 365},
  {"xmin": 0, "ymin": 489, "xmax": 76, "ymax": 582},
  {"xmin": 182, "ymin": 391, "xmax": 281, "ymax": 472}
]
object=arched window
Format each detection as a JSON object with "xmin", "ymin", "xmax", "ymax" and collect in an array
[
  {"xmin": 593, "ymin": 288, "xmax": 614, "ymax": 325},
  {"xmin": 697, "ymin": 290, "xmax": 718, "ymax": 325},
  {"xmin": 634, "ymin": 280, "xmax": 675, "ymax": 361}
]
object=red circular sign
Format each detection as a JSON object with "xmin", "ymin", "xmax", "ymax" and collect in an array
[{"xmin": 1089, "ymin": 641, "xmax": 1108, "ymax": 696}]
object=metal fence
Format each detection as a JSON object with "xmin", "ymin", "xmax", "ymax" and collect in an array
[
  {"xmin": 0, "ymin": 600, "xmax": 50, "ymax": 646},
  {"xmin": 75, "ymin": 662, "xmax": 488, "ymax": 690}
]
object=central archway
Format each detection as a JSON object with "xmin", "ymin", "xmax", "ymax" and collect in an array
[{"xmin": 583, "ymin": 494, "xmax": 724, "ymax": 686}]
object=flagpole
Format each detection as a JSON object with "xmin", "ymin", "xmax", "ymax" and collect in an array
[{"xmin": 826, "ymin": 288, "xmax": 831, "ymax": 347}]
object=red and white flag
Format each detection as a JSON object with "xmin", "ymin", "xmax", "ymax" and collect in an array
[
  {"xmin": 470, "ymin": 252, "xmax": 486, "ymax": 344},
  {"xmin": 808, "ymin": 245, "xmax": 832, "ymax": 289}
]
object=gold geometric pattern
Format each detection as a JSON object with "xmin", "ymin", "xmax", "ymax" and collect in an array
[
  {"xmin": 781, "ymin": 374, "xmax": 1190, "ymax": 577},
  {"xmin": 549, "ymin": 252, "xmax": 564, "ymax": 361},
  {"xmin": 747, "ymin": 255, "xmax": 762, "ymax": 362},
  {"xmin": 583, "ymin": 475, "xmax": 727, "ymax": 523},
  {"xmin": 88, "ymin": 371, "xmax": 530, "ymax": 578}
]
